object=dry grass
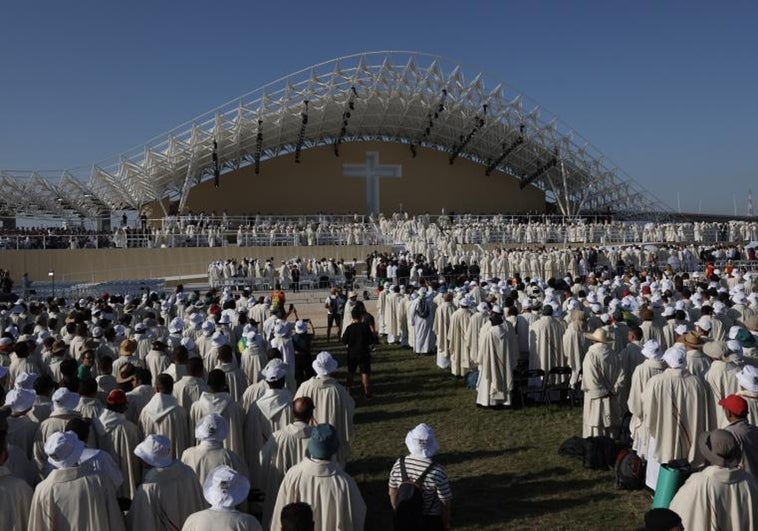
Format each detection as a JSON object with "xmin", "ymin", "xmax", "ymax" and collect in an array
[{"xmin": 320, "ymin": 340, "xmax": 651, "ymax": 530}]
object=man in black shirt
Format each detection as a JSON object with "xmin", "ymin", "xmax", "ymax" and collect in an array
[{"xmin": 342, "ymin": 307, "xmax": 376, "ymax": 398}]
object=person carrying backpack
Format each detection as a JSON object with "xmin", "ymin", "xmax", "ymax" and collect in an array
[{"xmin": 388, "ymin": 423, "xmax": 452, "ymax": 531}]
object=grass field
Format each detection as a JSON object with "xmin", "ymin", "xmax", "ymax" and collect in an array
[{"xmin": 320, "ymin": 340, "xmax": 651, "ymax": 531}]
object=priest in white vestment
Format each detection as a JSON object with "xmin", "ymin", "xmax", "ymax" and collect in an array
[
  {"xmin": 0, "ymin": 416, "xmax": 33, "ymax": 531},
  {"xmin": 30, "ymin": 431, "xmax": 126, "ymax": 531},
  {"xmin": 245, "ymin": 363, "xmax": 293, "ymax": 487},
  {"xmin": 33, "ymin": 387, "xmax": 85, "ymax": 472},
  {"xmin": 258, "ymin": 396, "xmax": 314, "ymax": 529},
  {"xmin": 528, "ymin": 305, "xmax": 565, "ymax": 376},
  {"xmin": 448, "ymin": 297, "xmax": 473, "ymax": 377},
  {"xmin": 271, "ymin": 423, "xmax": 366, "ymax": 531},
  {"xmin": 189, "ymin": 369, "xmax": 247, "ymax": 465},
  {"xmin": 410, "ymin": 288, "xmax": 436, "ymax": 355},
  {"xmin": 181, "ymin": 413, "xmax": 248, "ymax": 487},
  {"xmin": 139, "ymin": 374, "xmax": 190, "ymax": 459},
  {"xmin": 94, "ymin": 389, "xmax": 143, "ymax": 500},
  {"xmin": 294, "ymin": 351, "xmax": 354, "ymax": 467},
  {"xmin": 581, "ymin": 328, "xmax": 625, "ymax": 438},
  {"xmin": 670, "ymin": 429, "xmax": 758, "ymax": 530},
  {"xmin": 643, "ymin": 345, "xmax": 712, "ymax": 489},
  {"xmin": 173, "ymin": 358, "xmax": 209, "ymax": 412},
  {"xmin": 476, "ymin": 307, "xmax": 517, "ymax": 407},
  {"xmin": 128, "ymin": 434, "xmax": 205, "ymax": 531},
  {"xmin": 240, "ymin": 330, "xmax": 267, "ymax": 384},
  {"xmin": 216, "ymin": 344, "xmax": 248, "ymax": 402},
  {"xmin": 702, "ymin": 340, "xmax": 741, "ymax": 428},
  {"xmin": 627, "ymin": 340, "xmax": 666, "ymax": 458},
  {"xmin": 433, "ymin": 292, "xmax": 455, "ymax": 369}
]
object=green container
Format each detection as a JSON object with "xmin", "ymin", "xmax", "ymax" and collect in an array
[{"xmin": 651, "ymin": 464, "xmax": 687, "ymax": 509}]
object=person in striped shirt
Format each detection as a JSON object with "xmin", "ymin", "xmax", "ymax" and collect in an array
[{"xmin": 388, "ymin": 423, "xmax": 452, "ymax": 531}]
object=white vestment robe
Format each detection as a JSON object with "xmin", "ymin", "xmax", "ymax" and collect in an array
[
  {"xmin": 669, "ymin": 466, "xmax": 758, "ymax": 531},
  {"xmin": 258, "ymin": 421, "xmax": 313, "ymax": 529},
  {"xmin": 448, "ymin": 307, "xmax": 472, "ymax": 376},
  {"xmin": 433, "ymin": 301, "xmax": 454, "ymax": 369},
  {"xmin": 627, "ymin": 359, "xmax": 666, "ymax": 458},
  {"xmin": 271, "ymin": 458, "xmax": 366, "ymax": 531},
  {"xmin": 294, "ymin": 376, "xmax": 354, "ymax": 467},
  {"xmin": 182, "ymin": 508, "xmax": 263, "ymax": 531},
  {"xmin": 218, "ymin": 361, "xmax": 249, "ymax": 402},
  {"xmin": 181, "ymin": 440, "xmax": 248, "ymax": 487},
  {"xmin": 127, "ymin": 460, "xmax": 205, "ymax": 531},
  {"xmin": 704, "ymin": 359, "xmax": 740, "ymax": 428},
  {"xmin": 581, "ymin": 343, "xmax": 625, "ymax": 437},
  {"xmin": 245, "ymin": 388, "xmax": 293, "ymax": 486},
  {"xmin": 95, "ymin": 408, "xmax": 143, "ymax": 499},
  {"xmin": 465, "ymin": 311, "xmax": 488, "ymax": 369},
  {"xmin": 190, "ymin": 392, "xmax": 247, "ymax": 466},
  {"xmin": 173, "ymin": 375, "xmax": 210, "ymax": 412},
  {"xmin": 562, "ymin": 321, "xmax": 586, "ymax": 386},
  {"xmin": 410, "ymin": 297, "xmax": 436, "ymax": 354},
  {"xmin": 0, "ymin": 465, "xmax": 33, "ymax": 531},
  {"xmin": 529, "ymin": 316, "xmax": 565, "ymax": 374},
  {"xmin": 476, "ymin": 322, "xmax": 517, "ymax": 407},
  {"xmin": 642, "ymin": 368, "xmax": 712, "ymax": 466},
  {"xmin": 139, "ymin": 393, "xmax": 191, "ymax": 459},
  {"xmin": 29, "ymin": 466, "xmax": 126, "ymax": 531}
]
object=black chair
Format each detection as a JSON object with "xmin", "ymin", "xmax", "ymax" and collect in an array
[
  {"xmin": 542, "ymin": 366, "xmax": 573, "ymax": 405},
  {"xmin": 516, "ymin": 368, "xmax": 546, "ymax": 407}
]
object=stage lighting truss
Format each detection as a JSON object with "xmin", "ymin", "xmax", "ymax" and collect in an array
[{"xmin": 0, "ymin": 51, "xmax": 670, "ymax": 220}]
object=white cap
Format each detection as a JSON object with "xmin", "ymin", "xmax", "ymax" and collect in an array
[
  {"xmin": 294, "ymin": 320, "xmax": 308, "ymax": 334},
  {"xmin": 134, "ymin": 434, "xmax": 173, "ymax": 468},
  {"xmin": 663, "ymin": 344, "xmax": 687, "ymax": 369},
  {"xmin": 4, "ymin": 388, "xmax": 36, "ymax": 413},
  {"xmin": 312, "ymin": 351, "xmax": 338, "ymax": 377},
  {"xmin": 262, "ymin": 361, "xmax": 286, "ymax": 382},
  {"xmin": 641, "ymin": 339, "xmax": 662, "ymax": 360},
  {"xmin": 45, "ymin": 431, "xmax": 85, "ymax": 469},
  {"xmin": 695, "ymin": 317, "xmax": 712, "ymax": 332},
  {"xmin": 404, "ymin": 423, "xmax": 439, "ymax": 459},
  {"xmin": 211, "ymin": 331, "xmax": 227, "ymax": 347},
  {"xmin": 738, "ymin": 365, "xmax": 758, "ymax": 393},
  {"xmin": 180, "ymin": 336, "xmax": 196, "ymax": 351},
  {"xmin": 52, "ymin": 388, "xmax": 80, "ymax": 411},
  {"xmin": 203, "ymin": 465, "xmax": 250, "ymax": 509},
  {"xmin": 195, "ymin": 413, "xmax": 229, "ymax": 442}
]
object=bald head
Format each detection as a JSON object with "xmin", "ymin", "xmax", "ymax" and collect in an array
[{"xmin": 292, "ymin": 396, "xmax": 314, "ymax": 423}]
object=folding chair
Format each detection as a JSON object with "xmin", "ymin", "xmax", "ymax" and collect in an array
[
  {"xmin": 542, "ymin": 366, "xmax": 573, "ymax": 405},
  {"xmin": 516, "ymin": 369, "xmax": 546, "ymax": 407}
]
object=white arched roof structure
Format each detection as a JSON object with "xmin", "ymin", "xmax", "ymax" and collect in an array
[{"xmin": 0, "ymin": 51, "xmax": 669, "ymax": 220}]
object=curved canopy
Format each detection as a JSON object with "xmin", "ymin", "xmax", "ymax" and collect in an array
[{"xmin": 0, "ymin": 51, "xmax": 669, "ymax": 219}]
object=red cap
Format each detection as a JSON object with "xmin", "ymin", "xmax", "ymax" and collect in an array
[
  {"xmin": 719, "ymin": 394, "xmax": 748, "ymax": 417},
  {"xmin": 106, "ymin": 389, "xmax": 128, "ymax": 406}
]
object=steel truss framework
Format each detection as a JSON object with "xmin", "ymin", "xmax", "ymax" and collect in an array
[{"xmin": 0, "ymin": 51, "xmax": 670, "ymax": 220}]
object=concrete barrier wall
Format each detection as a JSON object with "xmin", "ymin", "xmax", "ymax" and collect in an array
[{"xmin": 0, "ymin": 245, "xmax": 392, "ymax": 283}]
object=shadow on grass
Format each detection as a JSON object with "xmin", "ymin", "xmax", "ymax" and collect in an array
[
  {"xmin": 355, "ymin": 407, "xmax": 449, "ymax": 424},
  {"xmin": 347, "ymin": 448, "xmax": 528, "ymax": 477},
  {"xmin": 451, "ymin": 472, "xmax": 619, "ymax": 528}
]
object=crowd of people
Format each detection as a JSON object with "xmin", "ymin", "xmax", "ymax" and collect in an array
[
  {"xmin": 3, "ymin": 215, "xmax": 758, "ymax": 528},
  {"xmin": 0, "ymin": 283, "xmax": 452, "ymax": 531},
  {"xmin": 364, "ymin": 254, "xmax": 758, "ymax": 528},
  {"xmin": 3, "ymin": 212, "xmax": 758, "ymax": 250}
]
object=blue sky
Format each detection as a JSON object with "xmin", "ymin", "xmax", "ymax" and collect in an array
[{"xmin": 1, "ymin": 1, "xmax": 756, "ymax": 215}]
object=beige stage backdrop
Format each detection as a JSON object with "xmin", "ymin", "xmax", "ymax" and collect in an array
[
  {"xmin": 1, "ymin": 245, "xmax": 390, "ymax": 283},
  {"xmin": 183, "ymin": 141, "xmax": 545, "ymax": 215}
]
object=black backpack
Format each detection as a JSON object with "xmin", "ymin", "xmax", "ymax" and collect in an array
[
  {"xmin": 614, "ymin": 448, "xmax": 646, "ymax": 490},
  {"xmin": 415, "ymin": 298, "xmax": 430, "ymax": 319},
  {"xmin": 394, "ymin": 457, "xmax": 434, "ymax": 530},
  {"xmin": 582, "ymin": 436, "xmax": 618, "ymax": 470}
]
